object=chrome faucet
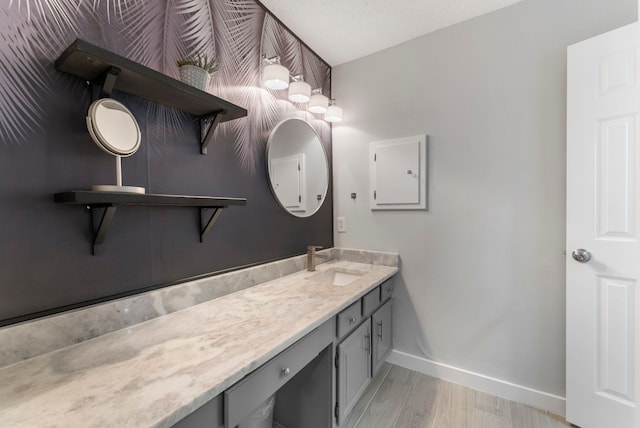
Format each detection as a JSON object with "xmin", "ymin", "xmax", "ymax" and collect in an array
[{"xmin": 307, "ymin": 246, "xmax": 324, "ymax": 272}]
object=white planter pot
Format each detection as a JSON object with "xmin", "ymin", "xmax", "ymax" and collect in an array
[{"xmin": 179, "ymin": 65, "xmax": 210, "ymax": 90}]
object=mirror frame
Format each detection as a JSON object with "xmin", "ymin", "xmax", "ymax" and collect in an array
[
  {"xmin": 86, "ymin": 98, "xmax": 141, "ymax": 157},
  {"xmin": 266, "ymin": 117, "xmax": 329, "ymax": 218}
]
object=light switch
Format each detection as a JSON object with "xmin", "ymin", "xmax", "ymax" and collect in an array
[{"xmin": 336, "ymin": 217, "xmax": 346, "ymax": 233}]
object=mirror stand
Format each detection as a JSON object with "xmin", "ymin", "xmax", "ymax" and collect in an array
[
  {"xmin": 92, "ymin": 156, "xmax": 146, "ymax": 194},
  {"xmin": 87, "ymin": 98, "xmax": 145, "ymax": 194}
]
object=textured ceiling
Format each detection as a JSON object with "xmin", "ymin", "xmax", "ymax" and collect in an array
[{"xmin": 259, "ymin": 0, "xmax": 527, "ymax": 65}]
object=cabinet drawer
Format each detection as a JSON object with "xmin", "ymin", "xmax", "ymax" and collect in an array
[
  {"xmin": 362, "ymin": 286, "xmax": 381, "ymax": 317},
  {"xmin": 336, "ymin": 301, "xmax": 362, "ymax": 340},
  {"xmin": 381, "ymin": 280, "xmax": 394, "ymax": 302},
  {"xmin": 224, "ymin": 321, "xmax": 332, "ymax": 428}
]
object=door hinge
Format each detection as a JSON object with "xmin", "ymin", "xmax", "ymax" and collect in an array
[
  {"xmin": 298, "ymin": 162, "xmax": 301, "ymax": 171},
  {"xmin": 374, "ymin": 190, "xmax": 377, "ymax": 200},
  {"xmin": 335, "ymin": 403, "xmax": 340, "ymax": 419},
  {"xmin": 374, "ymin": 153, "xmax": 377, "ymax": 161},
  {"xmin": 334, "ymin": 353, "xmax": 339, "ymax": 367},
  {"xmin": 298, "ymin": 194, "xmax": 302, "ymax": 203}
]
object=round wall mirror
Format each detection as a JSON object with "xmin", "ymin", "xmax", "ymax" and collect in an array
[
  {"xmin": 86, "ymin": 98, "xmax": 145, "ymax": 194},
  {"xmin": 266, "ymin": 118, "xmax": 328, "ymax": 217}
]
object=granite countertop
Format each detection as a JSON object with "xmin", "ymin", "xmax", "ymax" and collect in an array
[{"xmin": 0, "ymin": 260, "xmax": 397, "ymax": 427}]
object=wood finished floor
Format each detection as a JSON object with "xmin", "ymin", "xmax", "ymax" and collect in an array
[{"xmin": 344, "ymin": 363, "xmax": 572, "ymax": 428}]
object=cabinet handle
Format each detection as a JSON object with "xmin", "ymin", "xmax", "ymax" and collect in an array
[
  {"xmin": 365, "ymin": 332, "xmax": 371, "ymax": 355},
  {"xmin": 281, "ymin": 367, "xmax": 291, "ymax": 377},
  {"xmin": 377, "ymin": 321, "xmax": 383, "ymax": 341},
  {"xmin": 349, "ymin": 316, "xmax": 357, "ymax": 325}
]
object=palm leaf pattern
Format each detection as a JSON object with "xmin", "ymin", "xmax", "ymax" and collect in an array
[
  {"xmin": 213, "ymin": 0, "xmax": 283, "ymax": 173},
  {"xmin": 119, "ymin": 0, "xmax": 186, "ymax": 75},
  {"xmin": 0, "ymin": 2, "xmax": 84, "ymax": 145},
  {"xmin": 301, "ymin": 44, "xmax": 331, "ymax": 102},
  {"xmin": 8, "ymin": 0, "xmax": 81, "ymax": 36},
  {"xmin": 118, "ymin": 0, "xmax": 190, "ymax": 151},
  {"xmin": 0, "ymin": 0, "xmax": 331, "ymax": 170},
  {"xmin": 93, "ymin": 0, "xmax": 140, "ymax": 24}
]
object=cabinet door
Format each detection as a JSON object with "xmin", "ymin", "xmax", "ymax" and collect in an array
[
  {"xmin": 372, "ymin": 300, "xmax": 392, "ymax": 377},
  {"xmin": 337, "ymin": 321, "xmax": 371, "ymax": 424},
  {"xmin": 369, "ymin": 135, "xmax": 427, "ymax": 210}
]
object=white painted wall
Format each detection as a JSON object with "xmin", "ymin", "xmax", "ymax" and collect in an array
[{"xmin": 332, "ymin": 0, "xmax": 637, "ymax": 403}]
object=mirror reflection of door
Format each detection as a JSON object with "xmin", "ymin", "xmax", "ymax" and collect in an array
[{"xmin": 270, "ymin": 153, "xmax": 306, "ymax": 213}]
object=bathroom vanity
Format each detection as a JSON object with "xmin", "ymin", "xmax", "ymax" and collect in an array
[
  {"xmin": 0, "ymin": 249, "xmax": 397, "ymax": 428},
  {"xmin": 175, "ymin": 276, "xmax": 395, "ymax": 428}
]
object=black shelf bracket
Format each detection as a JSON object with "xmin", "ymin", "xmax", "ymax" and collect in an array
[
  {"xmin": 87, "ymin": 66, "xmax": 121, "ymax": 101},
  {"xmin": 101, "ymin": 67, "xmax": 121, "ymax": 97},
  {"xmin": 88, "ymin": 205, "xmax": 117, "ymax": 255},
  {"xmin": 200, "ymin": 207, "xmax": 223, "ymax": 242},
  {"xmin": 199, "ymin": 110, "xmax": 226, "ymax": 155},
  {"xmin": 56, "ymin": 191, "xmax": 246, "ymax": 255}
]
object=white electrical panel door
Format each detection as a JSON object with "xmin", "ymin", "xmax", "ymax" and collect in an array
[
  {"xmin": 370, "ymin": 135, "xmax": 427, "ymax": 210},
  {"xmin": 270, "ymin": 154, "xmax": 305, "ymax": 211}
]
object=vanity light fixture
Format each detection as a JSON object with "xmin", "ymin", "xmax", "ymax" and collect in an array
[
  {"xmin": 324, "ymin": 99, "xmax": 343, "ymax": 122},
  {"xmin": 263, "ymin": 54, "xmax": 340, "ymax": 118},
  {"xmin": 308, "ymin": 88, "xmax": 329, "ymax": 114},
  {"xmin": 288, "ymin": 74, "xmax": 311, "ymax": 103},
  {"xmin": 263, "ymin": 55, "xmax": 290, "ymax": 90}
]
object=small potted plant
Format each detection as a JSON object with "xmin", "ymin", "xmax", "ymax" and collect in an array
[{"xmin": 177, "ymin": 54, "xmax": 218, "ymax": 91}]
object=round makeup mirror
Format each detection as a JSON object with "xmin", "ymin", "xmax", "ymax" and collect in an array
[
  {"xmin": 266, "ymin": 118, "xmax": 328, "ymax": 217},
  {"xmin": 86, "ymin": 98, "xmax": 144, "ymax": 194}
]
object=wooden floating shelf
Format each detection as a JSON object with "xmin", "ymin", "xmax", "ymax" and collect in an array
[
  {"xmin": 55, "ymin": 191, "xmax": 247, "ymax": 255},
  {"xmin": 55, "ymin": 39, "xmax": 247, "ymax": 154},
  {"xmin": 54, "ymin": 191, "xmax": 247, "ymax": 207}
]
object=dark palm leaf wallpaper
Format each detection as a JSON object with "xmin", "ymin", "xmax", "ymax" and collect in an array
[{"xmin": 0, "ymin": 0, "xmax": 333, "ymax": 325}]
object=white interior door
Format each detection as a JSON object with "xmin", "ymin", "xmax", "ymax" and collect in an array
[{"xmin": 567, "ymin": 22, "xmax": 640, "ymax": 428}]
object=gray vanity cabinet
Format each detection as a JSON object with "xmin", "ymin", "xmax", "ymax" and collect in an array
[
  {"xmin": 371, "ymin": 299, "xmax": 392, "ymax": 376},
  {"xmin": 225, "ymin": 321, "xmax": 333, "ymax": 428},
  {"xmin": 335, "ymin": 278, "xmax": 394, "ymax": 426},
  {"xmin": 173, "ymin": 279, "xmax": 395, "ymax": 428},
  {"xmin": 336, "ymin": 320, "xmax": 371, "ymax": 424},
  {"xmin": 172, "ymin": 395, "xmax": 223, "ymax": 428}
]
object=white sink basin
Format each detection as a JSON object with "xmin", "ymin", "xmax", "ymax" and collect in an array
[{"xmin": 307, "ymin": 268, "xmax": 366, "ymax": 286}]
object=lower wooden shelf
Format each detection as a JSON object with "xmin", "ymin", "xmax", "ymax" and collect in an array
[{"xmin": 54, "ymin": 190, "xmax": 247, "ymax": 254}]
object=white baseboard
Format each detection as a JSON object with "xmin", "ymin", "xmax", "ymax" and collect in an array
[{"xmin": 386, "ymin": 350, "xmax": 566, "ymax": 417}]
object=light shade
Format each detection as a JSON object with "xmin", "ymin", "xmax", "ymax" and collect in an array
[
  {"xmin": 308, "ymin": 89, "xmax": 329, "ymax": 114},
  {"xmin": 264, "ymin": 63, "xmax": 289, "ymax": 90},
  {"xmin": 288, "ymin": 77, "xmax": 311, "ymax": 103},
  {"xmin": 324, "ymin": 99, "xmax": 343, "ymax": 122}
]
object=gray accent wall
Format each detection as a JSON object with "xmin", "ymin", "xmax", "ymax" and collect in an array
[
  {"xmin": 0, "ymin": 1, "xmax": 332, "ymax": 326},
  {"xmin": 332, "ymin": 0, "xmax": 636, "ymax": 397}
]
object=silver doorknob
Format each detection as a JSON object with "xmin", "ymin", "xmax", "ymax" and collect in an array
[
  {"xmin": 571, "ymin": 249, "xmax": 591, "ymax": 263},
  {"xmin": 281, "ymin": 367, "xmax": 290, "ymax": 377}
]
